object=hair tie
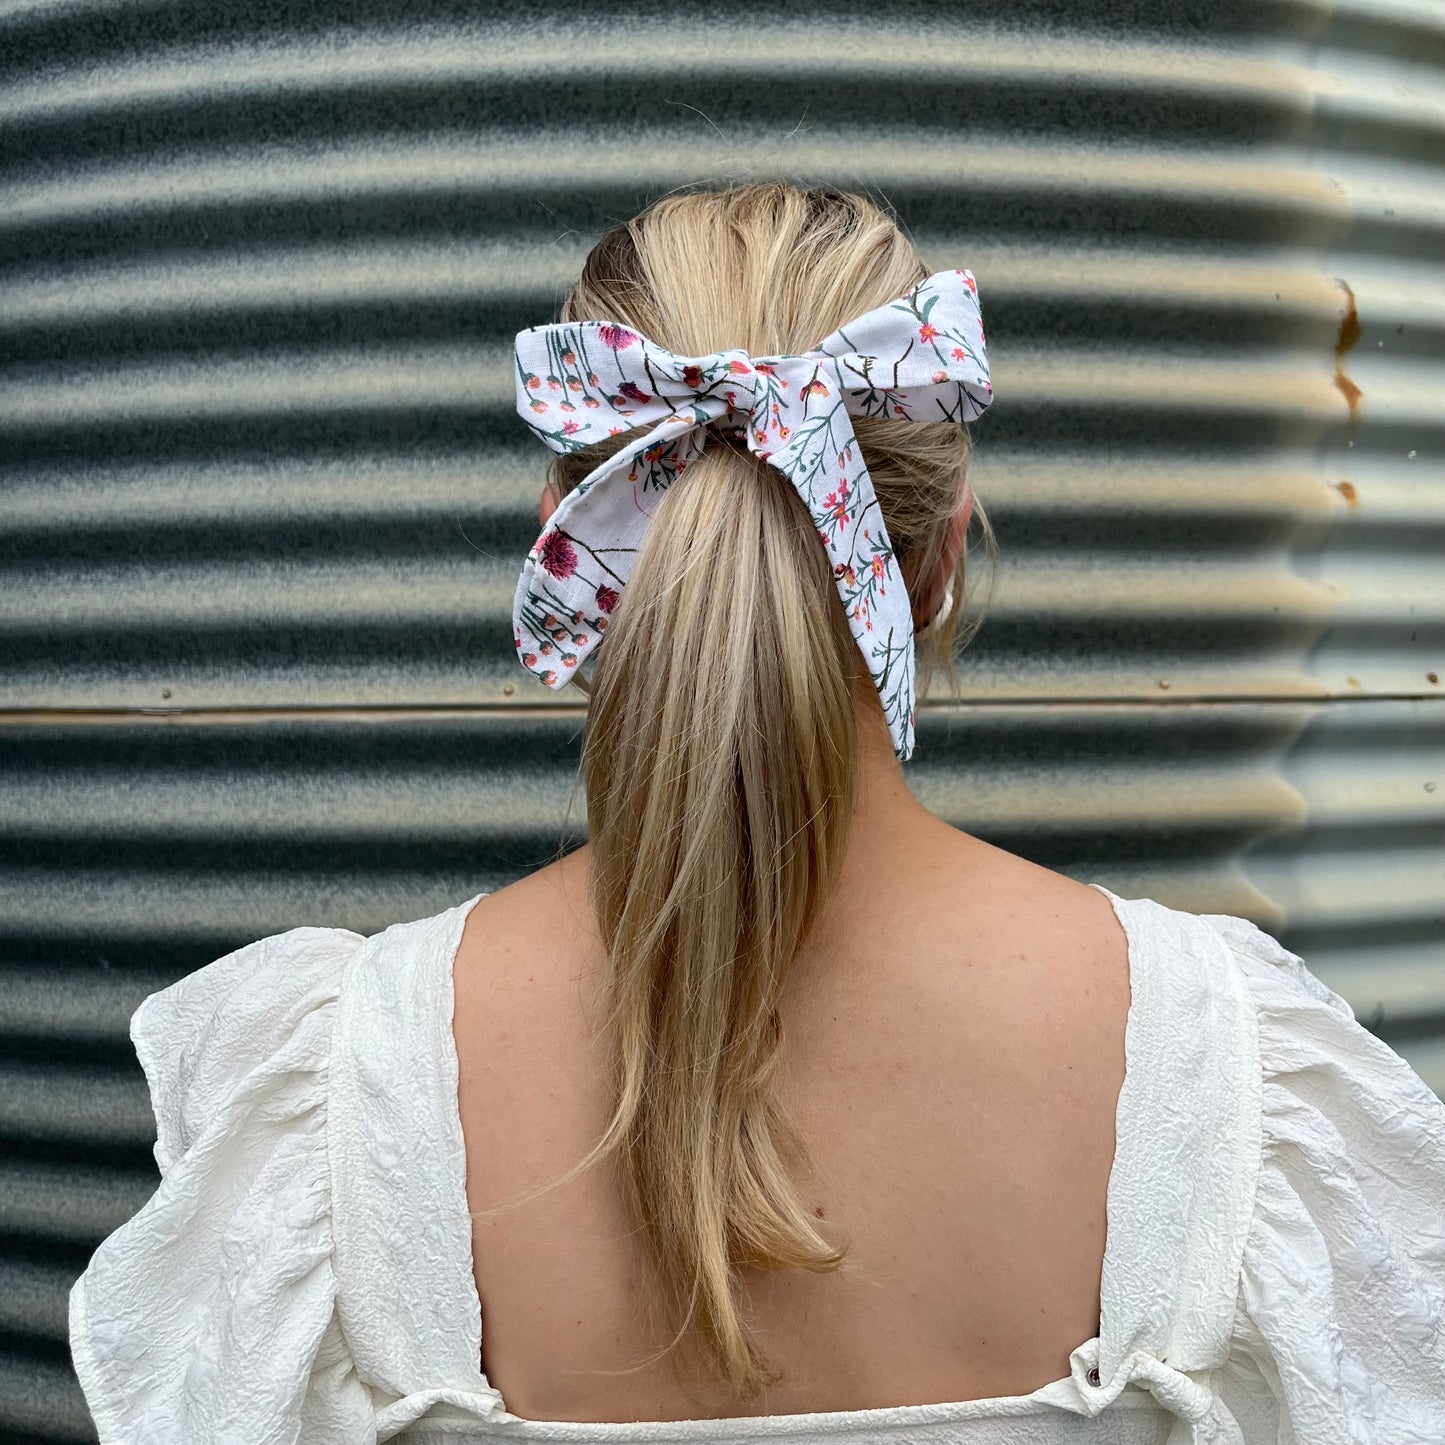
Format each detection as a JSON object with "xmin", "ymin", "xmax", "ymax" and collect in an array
[{"xmin": 510, "ymin": 268, "xmax": 993, "ymax": 761}]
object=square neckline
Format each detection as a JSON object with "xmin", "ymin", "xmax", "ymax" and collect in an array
[{"xmin": 439, "ymin": 881, "xmax": 1142, "ymax": 1436}]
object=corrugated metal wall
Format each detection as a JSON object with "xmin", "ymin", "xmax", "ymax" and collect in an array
[{"xmin": 2, "ymin": 1, "xmax": 1441, "ymax": 1437}]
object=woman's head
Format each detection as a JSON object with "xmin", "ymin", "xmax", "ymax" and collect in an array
[
  {"xmin": 492, "ymin": 180, "xmax": 995, "ymax": 1401},
  {"xmin": 544, "ymin": 181, "xmax": 992, "ymax": 698}
]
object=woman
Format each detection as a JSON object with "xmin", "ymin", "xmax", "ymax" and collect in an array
[{"xmin": 70, "ymin": 182, "xmax": 1445, "ymax": 1443}]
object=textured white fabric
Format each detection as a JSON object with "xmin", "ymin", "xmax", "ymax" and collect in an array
[{"xmin": 70, "ymin": 886, "xmax": 1445, "ymax": 1444}]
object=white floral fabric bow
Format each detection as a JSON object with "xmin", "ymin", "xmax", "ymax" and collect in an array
[{"xmin": 511, "ymin": 268, "xmax": 993, "ymax": 760}]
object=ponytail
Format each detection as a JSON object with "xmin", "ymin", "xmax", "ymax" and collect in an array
[{"xmin": 580, "ymin": 437, "xmax": 859, "ymax": 1394}]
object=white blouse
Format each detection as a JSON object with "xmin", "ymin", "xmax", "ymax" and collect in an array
[{"xmin": 69, "ymin": 884, "xmax": 1445, "ymax": 1444}]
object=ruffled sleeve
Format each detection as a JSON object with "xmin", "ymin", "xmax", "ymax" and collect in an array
[
  {"xmin": 1207, "ymin": 911, "xmax": 1445, "ymax": 1444},
  {"xmin": 68, "ymin": 924, "xmax": 376, "ymax": 1445}
]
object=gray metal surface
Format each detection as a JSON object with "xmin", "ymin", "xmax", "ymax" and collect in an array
[{"xmin": 1, "ymin": 1, "xmax": 1441, "ymax": 1438}]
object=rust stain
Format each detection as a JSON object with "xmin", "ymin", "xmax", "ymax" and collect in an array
[
  {"xmin": 1336, "ymin": 479, "xmax": 1358, "ymax": 508},
  {"xmin": 1333, "ymin": 278, "xmax": 1363, "ymax": 428}
]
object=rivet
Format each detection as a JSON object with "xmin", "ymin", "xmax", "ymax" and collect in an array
[{"xmin": 1086, "ymin": 1366, "xmax": 1101, "ymax": 1386}]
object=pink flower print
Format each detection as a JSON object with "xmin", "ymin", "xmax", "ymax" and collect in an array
[
  {"xmin": 523, "ymin": 651, "xmax": 538, "ymax": 667},
  {"xmin": 919, "ymin": 323, "xmax": 938, "ymax": 343},
  {"xmin": 596, "ymin": 584, "xmax": 618, "ymax": 613},
  {"xmin": 823, "ymin": 485, "xmax": 848, "ymax": 525},
  {"xmin": 682, "ymin": 364, "xmax": 703, "ymax": 388},
  {"xmin": 530, "ymin": 399, "xmax": 548, "ymax": 413},
  {"xmin": 777, "ymin": 424, "xmax": 790, "ymax": 438},
  {"xmin": 584, "ymin": 396, "xmax": 600, "ymax": 408},
  {"xmin": 608, "ymin": 425, "xmax": 623, "ymax": 434},
  {"xmin": 618, "ymin": 381, "xmax": 650, "ymax": 404},
  {"xmin": 546, "ymin": 375, "xmax": 562, "ymax": 391},
  {"xmin": 598, "ymin": 325, "xmax": 636, "ymax": 351},
  {"xmin": 595, "ymin": 616, "xmax": 608, "ymax": 632},
  {"xmin": 540, "ymin": 641, "xmax": 553, "ymax": 655},
  {"xmin": 525, "ymin": 373, "xmax": 541, "ymax": 390},
  {"xmin": 562, "ymin": 349, "xmax": 576, "ymax": 365},
  {"xmin": 728, "ymin": 360, "xmax": 750, "ymax": 375},
  {"xmin": 724, "ymin": 389, "xmax": 738, "ymax": 407},
  {"xmin": 538, "ymin": 531, "xmax": 579, "ymax": 579},
  {"xmin": 800, "ymin": 378, "xmax": 829, "ymax": 399},
  {"xmin": 963, "ymin": 273, "xmax": 977, "ymax": 293},
  {"xmin": 562, "ymin": 419, "xmax": 581, "ymax": 435},
  {"xmin": 566, "ymin": 378, "xmax": 583, "ymax": 392},
  {"xmin": 588, "ymin": 372, "xmax": 600, "ymax": 386},
  {"xmin": 562, "ymin": 653, "xmax": 578, "ymax": 667},
  {"xmin": 844, "ymin": 565, "xmax": 856, "ymax": 586},
  {"xmin": 871, "ymin": 556, "xmax": 885, "ymax": 580},
  {"xmin": 559, "ymin": 401, "xmax": 576, "ymax": 412},
  {"xmin": 540, "ymin": 669, "xmax": 557, "ymax": 685},
  {"xmin": 932, "ymin": 370, "xmax": 948, "ymax": 383},
  {"xmin": 571, "ymin": 632, "xmax": 587, "ymax": 646},
  {"xmin": 755, "ymin": 362, "xmax": 776, "ymax": 376}
]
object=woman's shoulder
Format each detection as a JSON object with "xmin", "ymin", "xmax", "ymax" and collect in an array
[
  {"xmin": 70, "ymin": 918, "xmax": 369, "ymax": 1440},
  {"xmin": 124, "ymin": 920, "xmax": 367, "ymax": 1175},
  {"xmin": 121, "ymin": 896, "xmax": 487, "ymax": 1171},
  {"xmin": 69, "ymin": 894, "xmax": 502, "ymax": 1445},
  {"xmin": 1081, "ymin": 883, "xmax": 1445, "ymax": 1438}
]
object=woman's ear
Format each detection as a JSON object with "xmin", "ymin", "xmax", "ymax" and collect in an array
[
  {"xmin": 913, "ymin": 485, "xmax": 974, "ymax": 627},
  {"xmin": 540, "ymin": 481, "xmax": 560, "ymax": 527}
]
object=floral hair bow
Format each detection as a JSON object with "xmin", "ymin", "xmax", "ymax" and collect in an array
[{"xmin": 511, "ymin": 268, "xmax": 993, "ymax": 760}]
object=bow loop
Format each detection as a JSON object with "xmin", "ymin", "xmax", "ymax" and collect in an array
[{"xmin": 511, "ymin": 269, "xmax": 993, "ymax": 759}]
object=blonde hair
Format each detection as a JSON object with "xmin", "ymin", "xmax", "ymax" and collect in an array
[{"xmin": 476, "ymin": 181, "xmax": 997, "ymax": 1402}]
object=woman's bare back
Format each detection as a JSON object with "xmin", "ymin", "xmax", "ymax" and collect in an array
[{"xmin": 452, "ymin": 826, "xmax": 1131, "ymax": 1424}]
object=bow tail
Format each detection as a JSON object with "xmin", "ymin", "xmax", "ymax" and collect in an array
[
  {"xmin": 512, "ymin": 407, "xmax": 724, "ymax": 690},
  {"xmin": 756, "ymin": 378, "xmax": 917, "ymax": 760}
]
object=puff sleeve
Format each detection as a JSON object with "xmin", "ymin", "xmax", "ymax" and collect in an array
[
  {"xmin": 1207, "ymin": 912, "xmax": 1445, "ymax": 1444},
  {"xmin": 68, "ymin": 924, "xmax": 375, "ymax": 1445}
]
